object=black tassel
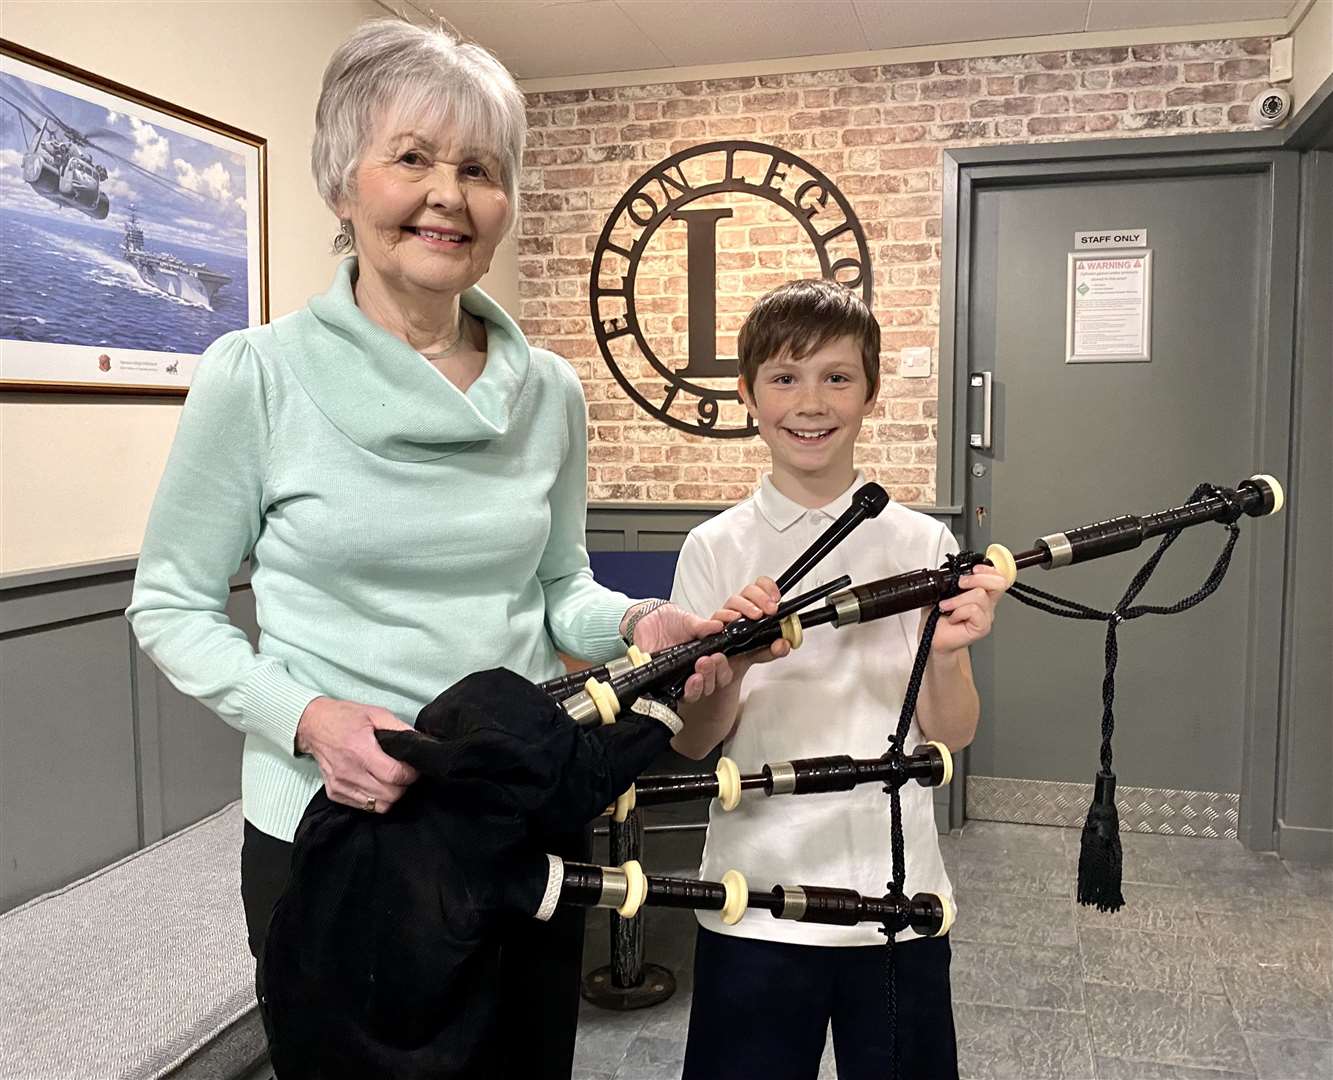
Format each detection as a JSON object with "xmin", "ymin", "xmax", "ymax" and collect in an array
[{"xmin": 1077, "ymin": 770, "xmax": 1124, "ymax": 912}]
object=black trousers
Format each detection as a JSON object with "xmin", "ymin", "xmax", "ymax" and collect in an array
[
  {"xmin": 683, "ymin": 927, "xmax": 959, "ymax": 1080},
  {"xmin": 240, "ymin": 820, "xmax": 590, "ymax": 1080}
]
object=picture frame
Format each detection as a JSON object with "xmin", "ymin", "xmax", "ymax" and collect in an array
[{"xmin": 0, "ymin": 38, "xmax": 268, "ymax": 394}]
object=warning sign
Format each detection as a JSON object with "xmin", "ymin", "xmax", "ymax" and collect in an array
[{"xmin": 1066, "ymin": 251, "xmax": 1152, "ymax": 363}]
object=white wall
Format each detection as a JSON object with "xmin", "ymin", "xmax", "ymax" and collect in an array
[
  {"xmin": 0, "ymin": 0, "xmax": 519, "ymax": 574},
  {"xmin": 1292, "ymin": 0, "xmax": 1333, "ymax": 113},
  {"xmin": 0, "ymin": 1, "xmax": 379, "ymax": 572}
]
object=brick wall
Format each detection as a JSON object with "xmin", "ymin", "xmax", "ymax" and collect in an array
[{"xmin": 518, "ymin": 38, "xmax": 1273, "ymax": 506}]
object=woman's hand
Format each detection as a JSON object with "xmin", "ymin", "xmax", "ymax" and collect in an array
[
  {"xmin": 626, "ymin": 577, "xmax": 791, "ymax": 705},
  {"xmin": 627, "ymin": 601, "xmax": 725, "ymax": 703},
  {"xmin": 663, "ymin": 577, "xmax": 790, "ymax": 760},
  {"xmin": 931, "ymin": 565, "xmax": 1010, "ymax": 655},
  {"xmin": 295, "ymin": 697, "xmax": 420, "ymax": 814},
  {"xmin": 622, "ymin": 601, "xmax": 729, "ymax": 704}
]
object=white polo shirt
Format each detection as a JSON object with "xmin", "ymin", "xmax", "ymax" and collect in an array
[{"xmin": 670, "ymin": 473, "xmax": 957, "ymax": 946}]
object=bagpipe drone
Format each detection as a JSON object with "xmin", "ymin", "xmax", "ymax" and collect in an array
[{"xmin": 260, "ymin": 473, "xmax": 1284, "ymax": 1079}]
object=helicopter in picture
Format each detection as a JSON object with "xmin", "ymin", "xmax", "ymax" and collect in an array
[{"xmin": 0, "ymin": 73, "xmax": 202, "ymax": 220}]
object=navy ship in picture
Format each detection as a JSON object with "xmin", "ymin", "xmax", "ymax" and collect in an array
[{"xmin": 122, "ymin": 206, "xmax": 231, "ymax": 309}]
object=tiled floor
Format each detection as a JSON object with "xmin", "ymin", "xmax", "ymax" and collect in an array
[{"xmin": 574, "ymin": 821, "xmax": 1333, "ymax": 1080}]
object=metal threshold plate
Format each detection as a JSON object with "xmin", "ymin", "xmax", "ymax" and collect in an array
[{"xmin": 967, "ymin": 775, "xmax": 1239, "ymax": 839}]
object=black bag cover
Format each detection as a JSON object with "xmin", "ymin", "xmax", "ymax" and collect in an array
[{"xmin": 261, "ymin": 667, "xmax": 673, "ymax": 1079}]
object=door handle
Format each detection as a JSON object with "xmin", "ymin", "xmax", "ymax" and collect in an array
[{"xmin": 969, "ymin": 371, "xmax": 993, "ymax": 450}]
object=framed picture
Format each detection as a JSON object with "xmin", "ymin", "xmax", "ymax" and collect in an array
[{"xmin": 0, "ymin": 39, "xmax": 268, "ymax": 394}]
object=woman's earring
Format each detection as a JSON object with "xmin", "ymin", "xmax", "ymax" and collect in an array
[{"xmin": 333, "ymin": 219, "xmax": 354, "ymax": 254}]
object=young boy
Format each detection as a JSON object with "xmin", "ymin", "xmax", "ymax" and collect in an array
[{"xmin": 671, "ymin": 280, "xmax": 1008, "ymax": 1080}]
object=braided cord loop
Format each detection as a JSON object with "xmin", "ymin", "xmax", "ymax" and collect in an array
[
  {"xmin": 881, "ymin": 552, "xmax": 969, "ymax": 1080},
  {"xmin": 1007, "ymin": 484, "xmax": 1240, "ymax": 773}
]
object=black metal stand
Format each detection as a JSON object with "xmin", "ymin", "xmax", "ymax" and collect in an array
[{"xmin": 580, "ymin": 807, "xmax": 676, "ymax": 1010}]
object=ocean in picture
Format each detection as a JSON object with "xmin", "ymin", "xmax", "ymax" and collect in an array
[{"xmin": 0, "ymin": 205, "xmax": 249, "ymax": 354}]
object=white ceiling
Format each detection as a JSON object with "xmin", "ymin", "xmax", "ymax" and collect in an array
[{"xmin": 400, "ymin": 0, "xmax": 1304, "ymax": 81}]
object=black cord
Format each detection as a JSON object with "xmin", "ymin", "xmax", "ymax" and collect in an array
[
  {"xmin": 883, "ymin": 940, "xmax": 898, "ymax": 1080},
  {"xmin": 1008, "ymin": 484, "xmax": 1241, "ymax": 774},
  {"xmin": 879, "ymin": 486, "xmax": 1244, "ymax": 1060},
  {"xmin": 881, "ymin": 553, "xmax": 967, "ymax": 1080}
]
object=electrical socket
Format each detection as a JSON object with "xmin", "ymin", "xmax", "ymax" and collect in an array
[{"xmin": 900, "ymin": 346, "xmax": 932, "ymax": 378}]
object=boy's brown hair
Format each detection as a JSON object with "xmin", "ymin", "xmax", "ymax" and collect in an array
[{"xmin": 736, "ymin": 279, "xmax": 881, "ymax": 400}]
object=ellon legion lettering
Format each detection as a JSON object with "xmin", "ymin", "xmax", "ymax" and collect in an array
[{"xmin": 590, "ymin": 140, "xmax": 872, "ymax": 439}]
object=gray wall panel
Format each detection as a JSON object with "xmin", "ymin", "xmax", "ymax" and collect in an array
[
  {"xmin": 153, "ymin": 676, "xmax": 245, "ymax": 836},
  {"xmin": 637, "ymin": 531, "xmax": 696, "ymax": 552},
  {"xmin": 587, "ymin": 531, "xmax": 626, "ymax": 552},
  {"xmin": 1, "ymin": 616, "xmax": 140, "ymax": 909},
  {"xmin": 0, "ymin": 571, "xmax": 135, "ymax": 635},
  {"xmin": 1278, "ymin": 150, "xmax": 1333, "ymax": 860},
  {"xmin": 0, "ymin": 567, "xmax": 258, "ymax": 911},
  {"xmin": 153, "ymin": 588, "xmax": 256, "ymax": 837},
  {"xmin": 587, "ymin": 506, "xmax": 716, "ymax": 553}
]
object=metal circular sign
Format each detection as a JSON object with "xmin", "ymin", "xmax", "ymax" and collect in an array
[{"xmin": 590, "ymin": 140, "xmax": 873, "ymax": 439}]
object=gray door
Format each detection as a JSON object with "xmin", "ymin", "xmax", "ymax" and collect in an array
[{"xmin": 955, "ymin": 150, "xmax": 1295, "ymax": 845}]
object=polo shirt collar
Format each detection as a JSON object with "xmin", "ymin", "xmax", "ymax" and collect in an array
[{"xmin": 754, "ymin": 471, "xmax": 870, "ymax": 532}]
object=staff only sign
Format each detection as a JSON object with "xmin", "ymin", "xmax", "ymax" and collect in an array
[{"xmin": 590, "ymin": 141, "xmax": 872, "ymax": 438}]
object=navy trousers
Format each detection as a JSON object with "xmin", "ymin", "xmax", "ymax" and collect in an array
[{"xmin": 683, "ymin": 927, "xmax": 959, "ymax": 1080}]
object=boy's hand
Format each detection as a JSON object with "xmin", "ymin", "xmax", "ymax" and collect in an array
[
  {"xmin": 931, "ymin": 565, "xmax": 1010, "ymax": 655},
  {"xmin": 713, "ymin": 576, "xmax": 791, "ymax": 670}
]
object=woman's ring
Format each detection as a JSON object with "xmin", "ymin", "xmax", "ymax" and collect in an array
[{"xmin": 363, "ymin": 796, "xmax": 376, "ymax": 814}]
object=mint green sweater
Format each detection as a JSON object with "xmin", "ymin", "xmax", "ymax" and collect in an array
[{"xmin": 128, "ymin": 259, "xmax": 634, "ymax": 841}]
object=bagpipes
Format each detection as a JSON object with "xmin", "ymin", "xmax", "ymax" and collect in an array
[
  {"xmin": 261, "ymin": 473, "xmax": 1283, "ymax": 1080},
  {"xmin": 537, "ymin": 473, "xmax": 1285, "ymax": 933}
]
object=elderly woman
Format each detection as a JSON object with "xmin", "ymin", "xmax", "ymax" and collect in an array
[{"xmin": 127, "ymin": 19, "xmax": 734, "ymax": 1078}]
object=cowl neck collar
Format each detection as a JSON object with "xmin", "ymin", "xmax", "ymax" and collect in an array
[{"xmin": 276, "ymin": 258, "xmax": 532, "ymax": 461}]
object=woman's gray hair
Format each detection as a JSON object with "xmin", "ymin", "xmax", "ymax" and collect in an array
[{"xmin": 312, "ymin": 18, "xmax": 526, "ymax": 247}]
